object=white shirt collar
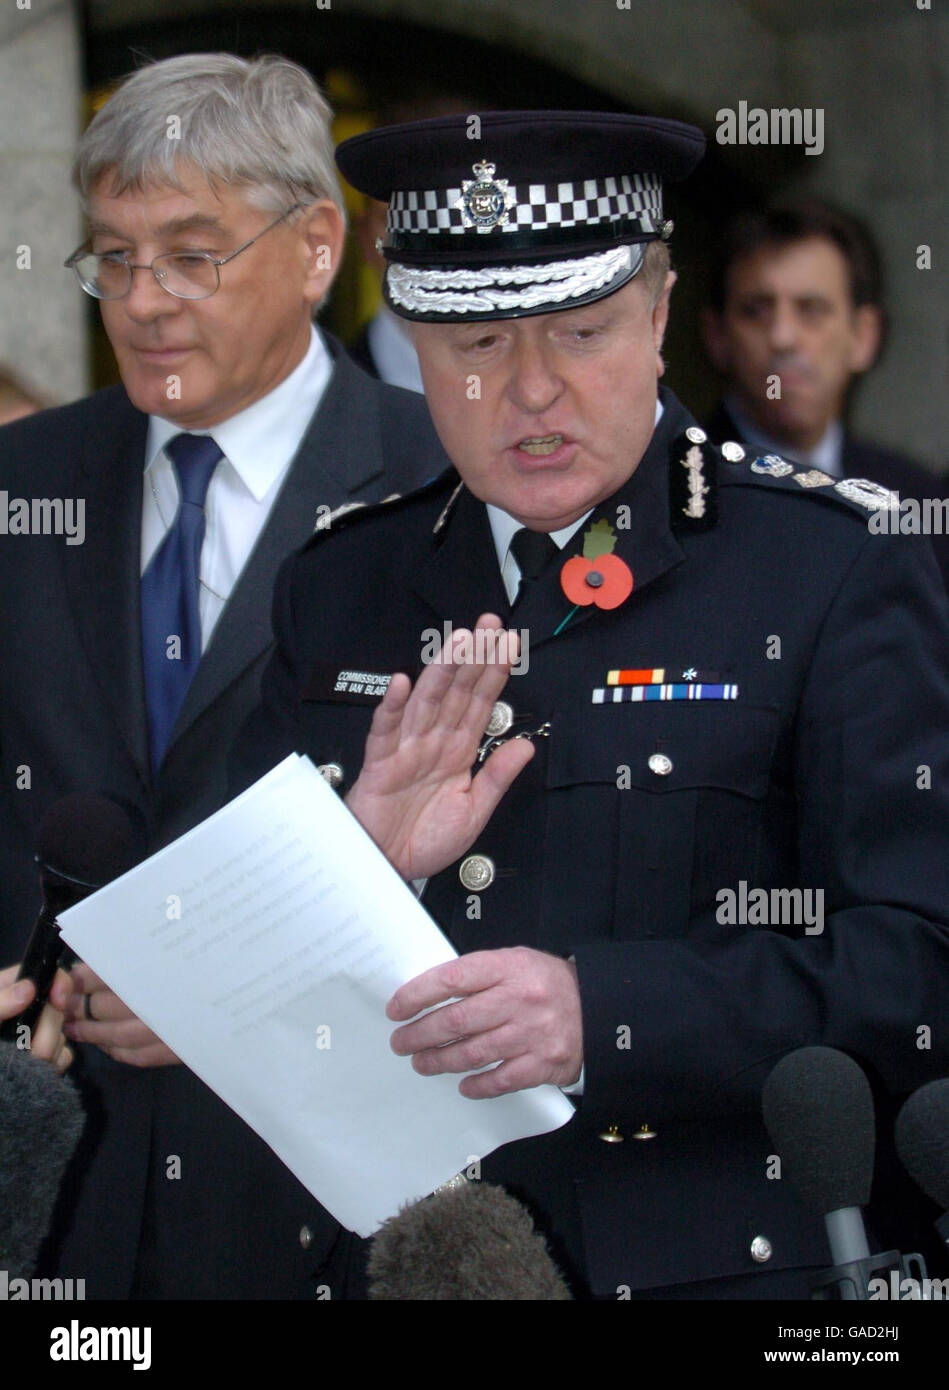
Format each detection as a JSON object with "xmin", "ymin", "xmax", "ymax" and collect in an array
[
  {"xmin": 145, "ymin": 326, "xmax": 333, "ymax": 500},
  {"xmin": 724, "ymin": 395, "xmax": 844, "ymax": 476},
  {"xmin": 487, "ymin": 506, "xmax": 589, "ymax": 570}
]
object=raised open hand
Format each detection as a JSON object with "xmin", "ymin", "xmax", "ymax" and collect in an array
[{"xmin": 345, "ymin": 616, "xmax": 533, "ymax": 880}]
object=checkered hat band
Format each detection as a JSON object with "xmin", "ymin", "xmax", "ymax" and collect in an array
[
  {"xmin": 387, "ymin": 172, "xmax": 662, "ymax": 235},
  {"xmin": 386, "ymin": 244, "xmax": 634, "ymax": 316}
]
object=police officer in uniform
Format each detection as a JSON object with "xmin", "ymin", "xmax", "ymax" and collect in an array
[{"xmin": 235, "ymin": 112, "xmax": 949, "ymax": 1298}]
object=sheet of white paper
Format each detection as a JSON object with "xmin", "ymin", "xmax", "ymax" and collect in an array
[{"xmin": 60, "ymin": 755, "xmax": 574, "ymax": 1235}]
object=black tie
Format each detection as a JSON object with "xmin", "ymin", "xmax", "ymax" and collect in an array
[{"xmin": 509, "ymin": 527, "xmax": 559, "ymax": 605}]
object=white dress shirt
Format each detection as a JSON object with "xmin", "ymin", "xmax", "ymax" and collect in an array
[{"xmin": 141, "ymin": 326, "xmax": 333, "ymax": 649}]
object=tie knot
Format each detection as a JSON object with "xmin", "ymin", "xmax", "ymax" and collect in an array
[
  {"xmin": 166, "ymin": 433, "xmax": 223, "ymax": 508},
  {"xmin": 510, "ymin": 527, "xmax": 559, "ymax": 582}
]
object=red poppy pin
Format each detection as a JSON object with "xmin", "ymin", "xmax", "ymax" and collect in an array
[{"xmin": 559, "ymin": 519, "xmax": 633, "ymax": 624}]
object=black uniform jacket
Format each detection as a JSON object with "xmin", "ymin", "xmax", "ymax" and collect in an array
[
  {"xmin": 0, "ymin": 339, "xmax": 450, "ymax": 1298},
  {"xmin": 237, "ymin": 386, "xmax": 949, "ymax": 1299},
  {"xmin": 706, "ymin": 400, "xmax": 949, "ymax": 590}
]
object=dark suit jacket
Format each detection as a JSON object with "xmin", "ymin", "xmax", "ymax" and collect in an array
[
  {"xmin": 234, "ymin": 387, "xmax": 949, "ymax": 1298},
  {"xmin": 706, "ymin": 400, "xmax": 949, "ymax": 588},
  {"xmin": 346, "ymin": 324, "xmax": 379, "ymax": 379},
  {"xmin": 0, "ymin": 338, "xmax": 449, "ymax": 1298}
]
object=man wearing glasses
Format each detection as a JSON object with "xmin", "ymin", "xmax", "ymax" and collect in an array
[{"xmin": 0, "ymin": 52, "xmax": 448, "ymax": 1297}]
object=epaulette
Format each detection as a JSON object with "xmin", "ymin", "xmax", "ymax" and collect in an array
[
  {"xmin": 713, "ymin": 438, "xmax": 901, "ymax": 520},
  {"xmin": 302, "ymin": 466, "xmax": 459, "ymax": 551}
]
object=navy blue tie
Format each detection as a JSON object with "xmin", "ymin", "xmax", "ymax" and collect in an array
[{"xmin": 141, "ymin": 433, "xmax": 222, "ymax": 772}]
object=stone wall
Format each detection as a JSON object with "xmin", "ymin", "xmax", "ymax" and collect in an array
[{"xmin": 0, "ymin": 0, "xmax": 86, "ymax": 407}]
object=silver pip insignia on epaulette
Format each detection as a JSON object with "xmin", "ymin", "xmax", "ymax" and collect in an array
[{"xmin": 669, "ymin": 433, "xmax": 718, "ymax": 534}]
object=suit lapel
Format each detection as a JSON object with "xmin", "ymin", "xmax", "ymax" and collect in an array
[
  {"xmin": 59, "ymin": 389, "xmax": 152, "ymax": 783},
  {"xmin": 170, "ymin": 344, "xmax": 392, "ymax": 747}
]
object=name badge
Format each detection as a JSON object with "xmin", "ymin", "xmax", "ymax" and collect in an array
[{"xmin": 302, "ymin": 661, "xmax": 394, "ymax": 704}]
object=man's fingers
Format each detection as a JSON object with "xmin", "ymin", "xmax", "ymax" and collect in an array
[
  {"xmin": 358, "ymin": 672, "xmax": 414, "ymax": 764},
  {"xmin": 64, "ymin": 1015, "xmax": 154, "ymax": 1048},
  {"xmin": 468, "ymin": 738, "xmax": 535, "ymax": 824},
  {"xmin": 431, "ymin": 625, "xmax": 514, "ymax": 734},
  {"xmin": 458, "ymin": 1054, "xmax": 540, "ymax": 1099},
  {"xmin": 0, "ymin": 976, "xmax": 34, "ymax": 1022},
  {"xmin": 406, "ymin": 621, "xmax": 516, "ymax": 740},
  {"xmin": 72, "ymin": 986, "xmax": 133, "ymax": 1026},
  {"xmin": 473, "ymin": 613, "xmax": 506, "ymax": 632},
  {"xmin": 99, "ymin": 1042, "xmax": 180, "ymax": 1069},
  {"xmin": 386, "ymin": 950, "xmax": 509, "ymax": 1020},
  {"xmin": 30, "ymin": 999, "xmax": 67, "ymax": 1062},
  {"xmin": 390, "ymin": 990, "xmax": 510, "ymax": 1056},
  {"xmin": 404, "ymin": 627, "xmax": 492, "ymax": 739},
  {"xmin": 47, "ymin": 967, "xmax": 79, "ymax": 1015},
  {"xmin": 69, "ymin": 962, "xmax": 106, "ymax": 996},
  {"xmin": 66, "ymin": 965, "xmax": 141, "ymax": 1030},
  {"xmin": 359, "ymin": 620, "xmax": 520, "ymax": 761},
  {"xmin": 410, "ymin": 1025, "xmax": 518, "ymax": 1076},
  {"xmin": 400, "ymin": 650, "xmax": 468, "ymax": 740}
]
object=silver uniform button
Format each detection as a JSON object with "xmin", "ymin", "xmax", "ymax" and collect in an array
[
  {"xmin": 317, "ymin": 762, "xmax": 344, "ymax": 789},
  {"xmin": 299, "ymin": 1225, "xmax": 314, "ymax": 1249},
  {"xmin": 721, "ymin": 440, "xmax": 746, "ymax": 462},
  {"xmin": 750, "ymin": 1235, "xmax": 773, "ymax": 1263},
  {"xmin": 485, "ymin": 700, "xmax": 514, "ymax": 737},
  {"xmin": 459, "ymin": 854, "xmax": 496, "ymax": 891},
  {"xmin": 685, "ymin": 426, "xmax": 707, "ymax": 445},
  {"xmin": 648, "ymin": 753, "xmax": 674, "ymax": 777}
]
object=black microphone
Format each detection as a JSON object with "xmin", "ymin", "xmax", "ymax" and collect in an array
[
  {"xmin": 763, "ymin": 1046, "xmax": 898, "ymax": 1299},
  {"xmin": 0, "ymin": 1042, "xmax": 85, "ymax": 1278},
  {"xmin": 368, "ymin": 1180, "xmax": 573, "ymax": 1299},
  {"xmin": 0, "ymin": 794, "xmax": 141, "ymax": 1043},
  {"xmin": 895, "ymin": 1079, "xmax": 949, "ymax": 1252}
]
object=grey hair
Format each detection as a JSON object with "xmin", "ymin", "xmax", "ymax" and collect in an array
[
  {"xmin": 638, "ymin": 239, "xmax": 672, "ymax": 306},
  {"xmin": 74, "ymin": 52, "xmax": 345, "ymax": 222}
]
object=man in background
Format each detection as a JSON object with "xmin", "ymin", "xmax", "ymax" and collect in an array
[
  {"xmin": 702, "ymin": 197, "xmax": 948, "ymax": 584},
  {"xmin": 0, "ymin": 52, "xmax": 447, "ymax": 1297}
]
